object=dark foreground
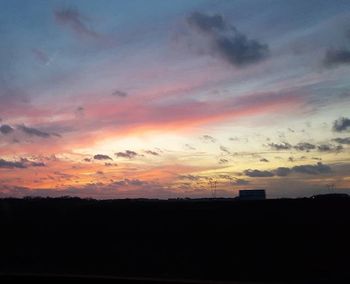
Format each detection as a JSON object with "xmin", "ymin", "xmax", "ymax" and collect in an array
[{"xmin": 1, "ymin": 197, "xmax": 350, "ymax": 283}]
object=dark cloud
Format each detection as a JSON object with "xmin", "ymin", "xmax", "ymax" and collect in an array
[
  {"xmin": 323, "ymin": 48, "xmax": 350, "ymax": 68},
  {"xmin": 243, "ymin": 162, "xmax": 331, "ymax": 178},
  {"xmin": 260, "ymin": 158, "xmax": 269, "ymax": 162},
  {"xmin": 93, "ymin": 154, "xmax": 112, "ymax": 160},
  {"xmin": 54, "ymin": 7, "xmax": 100, "ymax": 39},
  {"xmin": 112, "ymin": 90, "xmax": 128, "ymax": 97},
  {"xmin": 17, "ymin": 125, "xmax": 54, "ymax": 138},
  {"xmin": 333, "ymin": 137, "xmax": 350, "ymax": 144},
  {"xmin": 219, "ymin": 145, "xmax": 231, "ymax": 154},
  {"xmin": 115, "ymin": 150, "xmax": 138, "ymax": 159},
  {"xmin": 0, "ymin": 158, "xmax": 26, "ymax": 169},
  {"xmin": 317, "ymin": 144, "xmax": 343, "ymax": 152},
  {"xmin": 28, "ymin": 161, "xmax": 46, "ymax": 167},
  {"xmin": 275, "ymin": 167, "xmax": 292, "ymax": 177},
  {"xmin": 187, "ymin": 12, "xmax": 269, "ymax": 67},
  {"xmin": 111, "ymin": 178, "xmax": 148, "ymax": 187},
  {"xmin": 229, "ymin": 137, "xmax": 248, "ymax": 142},
  {"xmin": 0, "ymin": 124, "xmax": 14, "ymax": 134},
  {"xmin": 244, "ymin": 169, "xmax": 274, "ymax": 177},
  {"xmin": 187, "ymin": 12, "xmax": 226, "ymax": 33},
  {"xmin": 219, "ymin": 158, "xmax": 229, "ymax": 164},
  {"xmin": 232, "ymin": 178, "xmax": 250, "ymax": 186},
  {"xmin": 292, "ymin": 162, "xmax": 331, "ymax": 175},
  {"xmin": 145, "ymin": 150, "xmax": 159, "ymax": 156},
  {"xmin": 104, "ymin": 162, "xmax": 117, "ymax": 167},
  {"xmin": 333, "ymin": 117, "xmax": 350, "ymax": 132},
  {"xmin": 268, "ymin": 142, "xmax": 292, "ymax": 150},
  {"xmin": 201, "ymin": 135, "xmax": 216, "ymax": 143},
  {"xmin": 83, "ymin": 158, "xmax": 91, "ymax": 162},
  {"xmin": 0, "ymin": 158, "xmax": 45, "ymax": 169},
  {"xmin": 294, "ymin": 142, "xmax": 316, "ymax": 152}
]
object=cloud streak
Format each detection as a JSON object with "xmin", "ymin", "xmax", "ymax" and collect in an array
[{"xmin": 54, "ymin": 7, "xmax": 100, "ymax": 39}]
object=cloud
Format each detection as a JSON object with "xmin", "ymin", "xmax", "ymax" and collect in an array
[
  {"xmin": 268, "ymin": 142, "xmax": 292, "ymax": 150},
  {"xmin": 260, "ymin": 158, "xmax": 269, "ymax": 162},
  {"xmin": 294, "ymin": 142, "xmax": 316, "ymax": 152},
  {"xmin": 125, "ymin": 179, "xmax": 147, "ymax": 186},
  {"xmin": 20, "ymin": 158, "xmax": 46, "ymax": 167},
  {"xmin": 243, "ymin": 162, "xmax": 331, "ymax": 178},
  {"xmin": 54, "ymin": 7, "xmax": 100, "ymax": 39},
  {"xmin": 333, "ymin": 137, "xmax": 350, "ymax": 144},
  {"xmin": 333, "ymin": 117, "xmax": 350, "ymax": 132},
  {"xmin": 115, "ymin": 150, "xmax": 138, "ymax": 159},
  {"xmin": 219, "ymin": 158, "xmax": 229, "ymax": 164},
  {"xmin": 275, "ymin": 167, "xmax": 292, "ymax": 177},
  {"xmin": 93, "ymin": 154, "xmax": 112, "ymax": 160},
  {"xmin": 0, "ymin": 158, "xmax": 45, "ymax": 169},
  {"xmin": 323, "ymin": 48, "xmax": 350, "ymax": 68},
  {"xmin": 184, "ymin": 144, "xmax": 196, "ymax": 150},
  {"xmin": 201, "ymin": 135, "xmax": 216, "ymax": 143},
  {"xmin": 0, "ymin": 158, "xmax": 27, "ymax": 169},
  {"xmin": 144, "ymin": 150, "xmax": 159, "ymax": 156},
  {"xmin": 112, "ymin": 90, "xmax": 128, "ymax": 98},
  {"xmin": 244, "ymin": 169, "xmax": 274, "ymax": 177},
  {"xmin": 232, "ymin": 178, "xmax": 250, "ymax": 186},
  {"xmin": 317, "ymin": 144, "xmax": 343, "ymax": 152},
  {"xmin": 0, "ymin": 124, "xmax": 14, "ymax": 134},
  {"xmin": 292, "ymin": 162, "xmax": 331, "ymax": 175},
  {"xmin": 178, "ymin": 174, "xmax": 202, "ymax": 181},
  {"xmin": 187, "ymin": 12, "xmax": 269, "ymax": 67},
  {"xmin": 219, "ymin": 145, "xmax": 231, "ymax": 154},
  {"xmin": 104, "ymin": 162, "xmax": 117, "ymax": 167},
  {"xmin": 17, "ymin": 125, "xmax": 52, "ymax": 138}
]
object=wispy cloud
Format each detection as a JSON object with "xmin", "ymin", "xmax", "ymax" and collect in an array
[
  {"xmin": 54, "ymin": 7, "xmax": 100, "ymax": 39},
  {"xmin": 17, "ymin": 125, "xmax": 55, "ymax": 138},
  {"xmin": 112, "ymin": 90, "xmax": 128, "ymax": 98}
]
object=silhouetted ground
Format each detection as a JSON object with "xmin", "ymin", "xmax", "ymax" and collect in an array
[{"xmin": 1, "ymin": 197, "xmax": 350, "ymax": 283}]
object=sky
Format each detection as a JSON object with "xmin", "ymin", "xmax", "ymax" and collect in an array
[{"xmin": 1, "ymin": 0, "xmax": 350, "ymax": 199}]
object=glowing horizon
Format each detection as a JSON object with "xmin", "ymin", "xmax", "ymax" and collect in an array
[{"xmin": 1, "ymin": 0, "xmax": 350, "ymax": 199}]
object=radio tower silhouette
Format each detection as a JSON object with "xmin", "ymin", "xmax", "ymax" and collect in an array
[
  {"xmin": 326, "ymin": 183, "xmax": 336, "ymax": 193},
  {"xmin": 209, "ymin": 179, "xmax": 217, "ymax": 198}
]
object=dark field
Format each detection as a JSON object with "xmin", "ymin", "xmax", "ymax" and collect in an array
[{"xmin": 1, "ymin": 197, "xmax": 350, "ymax": 283}]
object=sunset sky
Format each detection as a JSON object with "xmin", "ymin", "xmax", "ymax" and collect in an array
[{"xmin": 1, "ymin": 0, "xmax": 350, "ymax": 199}]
